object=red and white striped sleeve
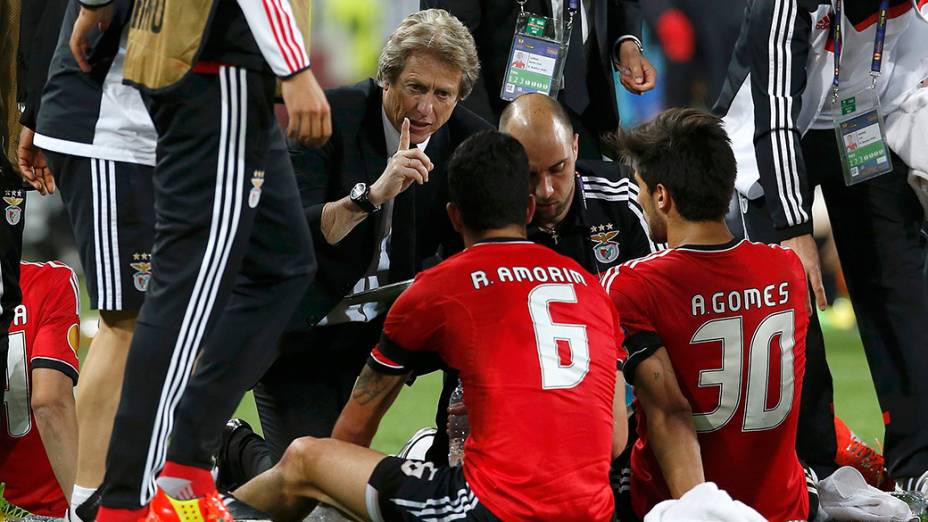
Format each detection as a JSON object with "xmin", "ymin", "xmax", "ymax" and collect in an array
[{"xmin": 237, "ymin": 0, "xmax": 311, "ymax": 78}]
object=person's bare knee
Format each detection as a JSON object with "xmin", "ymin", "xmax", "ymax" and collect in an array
[{"xmin": 280, "ymin": 436, "xmax": 325, "ymax": 490}]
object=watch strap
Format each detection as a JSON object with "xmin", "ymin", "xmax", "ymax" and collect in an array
[{"xmin": 351, "ymin": 184, "xmax": 378, "ymax": 213}]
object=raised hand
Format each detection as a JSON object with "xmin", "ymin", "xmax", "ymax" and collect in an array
[{"xmin": 369, "ymin": 118, "xmax": 434, "ymax": 206}]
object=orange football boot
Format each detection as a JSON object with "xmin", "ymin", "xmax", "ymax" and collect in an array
[
  {"xmin": 834, "ymin": 416, "xmax": 894, "ymax": 491},
  {"xmin": 145, "ymin": 487, "xmax": 232, "ymax": 522}
]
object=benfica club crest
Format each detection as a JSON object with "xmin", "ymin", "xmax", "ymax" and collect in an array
[
  {"xmin": 130, "ymin": 252, "xmax": 152, "ymax": 292},
  {"xmin": 591, "ymin": 229, "xmax": 620, "ymax": 264},
  {"xmin": 249, "ymin": 170, "xmax": 265, "ymax": 208},
  {"xmin": 3, "ymin": 193, "xmax": 24, "ymax": 226}
]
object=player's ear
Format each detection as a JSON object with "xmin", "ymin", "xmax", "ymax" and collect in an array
[
  {"xmin": 526, "ymin": 194, "xmax": 537, "ymax": 224},
  {"xmin": 656, "ymin": 183, "xmax": 672, "ymax": 213},
  {"xmin": 447, "ymin": 202, "xmax": 464, "ymax": 233},
  {"xmin": 571, "ymin": 133, "xmax": 579, "ymax": 159}
]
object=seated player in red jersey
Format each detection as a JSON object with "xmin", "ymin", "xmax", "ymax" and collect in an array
[
  {"xmin": 230, "ymin": 130, "xmax": 629, "ymax": 522},
  {"xmin": 1, "ymin": 261, "xmax": 80, "ymax": 517},
  {"xmin": 601, "ymin": 108, "xmax": 815, "ymax": 522}
]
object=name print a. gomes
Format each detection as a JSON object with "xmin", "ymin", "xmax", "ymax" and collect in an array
[
  {"xmin": 691, "ymin": 282, "xmax": 792, "ymax": 317},
  {"xmin": 470, "ymin": 265, "xmax": 589, "ymax": 290}
]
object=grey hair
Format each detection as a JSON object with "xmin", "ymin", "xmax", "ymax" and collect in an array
[{"xmin": 376, "ymin": 9, "xmax": 480, "ymax": 100}]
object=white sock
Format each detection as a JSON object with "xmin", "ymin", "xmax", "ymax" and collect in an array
[{"xmin": 69, "ymin": 485, "xmax": 95, "ymax": 522}]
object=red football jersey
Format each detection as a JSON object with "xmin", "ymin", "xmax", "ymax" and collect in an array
[
  {"xmin": 603, "ymin": 239, "xmax": 809, "ymax": 522},
  {"xmin": 1, "ymin": 262, "xmax": 80, "ymax": 516},
  {"xmin": 370, "ymin": 240, "xmax": 623, "ymax": 522}
]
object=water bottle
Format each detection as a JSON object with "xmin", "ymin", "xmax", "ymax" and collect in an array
[{"xmin": 448, "ymin": 379, "xmax": 469, "ymax": 466}]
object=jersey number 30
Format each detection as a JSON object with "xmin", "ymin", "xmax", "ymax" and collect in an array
[
  {"xmin": 529, "ymin": 284, "xmax": 590, "ymax": 390},
  {"xmin": 690, "ymin": 310, "xmax": 796, "ymax": 433}
]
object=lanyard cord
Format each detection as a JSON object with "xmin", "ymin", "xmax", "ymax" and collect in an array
[
  {"xmin": 514, "ymin": 1, "xmax": 579, "ymax": 15},
  {"xmin": 833, "ymin": 0, "xmax": 891, "ymax": 100},
  {"xmin": 872, "ymin": 0, "xmax": 890, "ymax": 78},
  {"xmin": 566, "ymin": 0, "xmax": 579, "ymax": 30},
  {"xmin": 514, "ymin": 1, "xmax": 580, "ymax": 28}
]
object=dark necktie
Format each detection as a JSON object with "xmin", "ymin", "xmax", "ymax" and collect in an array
[
  {"xmin": 561, "ymin": 1, "xmax": 589, "ymax": 115},
  {"xmin": 389, "ymin": 179, "xmax": 417, "ymax": 283}
]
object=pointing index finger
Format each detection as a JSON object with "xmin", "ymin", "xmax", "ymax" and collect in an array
[{"xmin": 399, "ymin": 117, "xmax": 411, "ymax": 152}]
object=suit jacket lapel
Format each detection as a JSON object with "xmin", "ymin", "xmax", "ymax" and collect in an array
[{"xmin": 359, "ymin": 80, "xmax": 389, "ymax": 185}]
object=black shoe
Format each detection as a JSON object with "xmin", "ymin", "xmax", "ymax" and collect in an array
[
  {"xmin": 75, "ymin": 488, "xmax": 102, "ymax": 522},
  {"xmin": 221, "ymin": 493, "xmax": 271, "ymax": 521},
  {"xmin": 215, "ymin": 418, "xmax": 258, "ymax": 492},
  {"xmin": 897, "ymin": 471, "xmax": 928, "ymax": 494}
]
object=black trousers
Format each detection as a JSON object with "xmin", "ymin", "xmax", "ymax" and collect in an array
[
  {"xmin": 805, "ymin": 129, "xmax": 928, "ymax": 479},
  {"xmin": 253, "ymin": 318, "xmax": 385, "ymax": 461},
  {"xmin": 100, "ymin": 66, "xmax": 315, "ymax": 509},
  {"xmin": 744, "ymin": 129, "xmax": 928, "ymax": 479}
]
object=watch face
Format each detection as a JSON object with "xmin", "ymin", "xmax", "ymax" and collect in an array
[{"xmin": 350, "ymin": 183, "xmax": 366, "ymax": 200}]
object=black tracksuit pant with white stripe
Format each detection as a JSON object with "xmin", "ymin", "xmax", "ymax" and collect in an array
[
  {"xmin": 100, "ymin": 66, "xmax": 316, "ymax": 509},
  {"xmin": 800, "ymin": 130, "xmax": 928, "ymax": 480}
]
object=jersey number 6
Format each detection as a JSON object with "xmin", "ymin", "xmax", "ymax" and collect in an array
[
  {"xmin": 689, "ymin": 310, "xmax": 796, "ymax": 433},
  {"xmin": 528, "ymin": 284, "xmax": 590, "ymax": 390}
]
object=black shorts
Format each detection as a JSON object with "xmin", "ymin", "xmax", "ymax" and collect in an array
[
  {"xmin": 366, "ymin": 457, "xmax": 501, "ymax": 522},
  {"xmin": 44, "ymin": 151, "xmax": 154, "ymax": 311}
]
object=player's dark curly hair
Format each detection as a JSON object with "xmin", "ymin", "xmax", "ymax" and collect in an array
[
  {"xmin": 448, "ymin": 130, "xmax": 530, "ymax": 232},
  {"xmin": 612, "ymin": 108, "xmax": 736, "ymax": 221}
]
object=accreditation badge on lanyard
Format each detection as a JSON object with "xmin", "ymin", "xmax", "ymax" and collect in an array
[
  {"xmin": 831, "ymin": 0, "xmax": 893, "ymax": 186},
  {"xmin": 500, "ymin": 0, "xmax": 576, "ymax": 101}
]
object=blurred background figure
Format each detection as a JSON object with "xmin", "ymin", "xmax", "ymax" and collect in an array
[
  {"xmin": 421, "ymin": 0, "xmax": 657, "ymax": 159},
  {"xmin": 642, "ymin": 0, "xmax": 746, "ymax": 108}
]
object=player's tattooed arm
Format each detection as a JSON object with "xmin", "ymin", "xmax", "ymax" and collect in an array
[
  {"xmin": 351, "ymin": 365, "xmax": 405, "ymax": 405},
  {"xmin": 634, "ymin": 347, "xmax": 705, "ymax": 498},
  {"xmin": 331, "ymin": 365, "xmax": 408, "ymax": 447}
]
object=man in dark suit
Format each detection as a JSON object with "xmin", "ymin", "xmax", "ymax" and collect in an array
[
  {"xmin": 423, "ymin": 0, "xmax": 656, "ymax": 158},
  {"xmin": 221, "ymin": 10, "xmax": 491, "ymax": 477}
]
